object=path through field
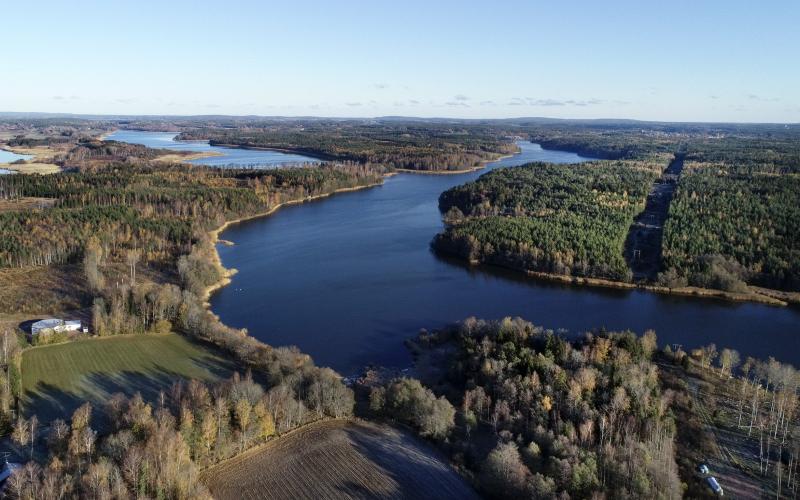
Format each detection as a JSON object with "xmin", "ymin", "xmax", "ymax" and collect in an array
[{"xmin": 202, "ymin": 419, "xmax": 480, "ymax": 500}]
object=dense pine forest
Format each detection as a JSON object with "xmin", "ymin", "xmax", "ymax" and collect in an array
[
  {"xmin": 433, "ymin": 160, "xmax": 661, "ymax": 281},
  {"xmin": 434, "ymin": 123, "xmax": 800, "ymax": 295},
  {"xmin": 662, "ymin": 137, "xmax": 800, "ymax": 291},
  {"xmin": 176, "ymin": 121, "xmax": 518, "ymax": 172}
]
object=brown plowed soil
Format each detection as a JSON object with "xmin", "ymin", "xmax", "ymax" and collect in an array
[{"xmin": 202, "ymin": 419, "xmax": 480, "ymax": 500}]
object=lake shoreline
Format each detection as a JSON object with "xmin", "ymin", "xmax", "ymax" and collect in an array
[
  {"xmin": 395, "ymin": 153, "xmax": 516, "ymax": 175},
  {"xmin": 202, "ymin": 178, "xmax": 388, "ymax": 306},
  {"xmin": 0, "ymin": 146, "xmax": 61, "ymax": 174},
  {"xmin": 206, "ymin": 142, "xmax": 331, "ymax": 162},
  {"xmin": 155, "ymin": 150, "xmax": 225, "ymax": 163},
  {"xmin": 448, "ymin": 255, "xmax": 790, "ymax": 307},
  {"xmin": 107, "ymin": 132, "xmax": 796, "ymax": 373}
]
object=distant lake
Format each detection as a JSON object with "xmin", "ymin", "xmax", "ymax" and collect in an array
[
  {"xmin": 0, "ymin": 148, "xmax": 33, "ymax": 174},
  {"xmin": 105, "ymin": 130, "xmax": 320, "ymax": 168},
  {"xmin": 111, "ymin": 132, "xmax": 800, "ymax": 375}
]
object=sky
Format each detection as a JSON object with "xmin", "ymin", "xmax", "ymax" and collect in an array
[{"xmin": 2, "ymin": 0, "xmax": 799, "ymax": 122}]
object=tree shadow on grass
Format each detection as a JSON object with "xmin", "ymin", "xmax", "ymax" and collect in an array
[{"xmin": 22, "ymin": 347, "xmax": 239, "ymax": 427}]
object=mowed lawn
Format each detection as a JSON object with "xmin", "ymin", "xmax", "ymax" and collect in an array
[{"xmin": 22, "ymin": 333, "xmax": 236, "ymax": 423}]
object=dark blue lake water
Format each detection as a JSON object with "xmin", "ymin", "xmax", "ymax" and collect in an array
[
  {"xmin": 208, "ymin": 142, "xmax": 800, "ymax": 374},
  {"xmin": 112, "ymin": 132, "xmax": 800, "ymax": 375}
]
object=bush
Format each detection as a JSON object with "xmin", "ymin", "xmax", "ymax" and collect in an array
[
  {"xmin": 656, "ymin": 268, "xmax": 688, "ymax": 289},
  {"xmin": 384, "ymin": 378, "xmax": 455, "ymax": 439},
  {"xmin": 690, "ymin": 254, "xmax": 749, "ymax": 293}
]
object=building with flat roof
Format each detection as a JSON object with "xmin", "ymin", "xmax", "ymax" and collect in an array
[{"xmin": 30, "ymin": 318, "xmax": 82, "ymax": 336}]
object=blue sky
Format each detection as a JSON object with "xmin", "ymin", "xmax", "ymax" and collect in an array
[{"xmin": 3, "ymin": 0, "xmax": 798, "ymax": 122}]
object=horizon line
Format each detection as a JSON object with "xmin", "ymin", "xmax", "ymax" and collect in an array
[{"xmin": 0, "ymin": 110, "xmax": 798, "ymax": 126}]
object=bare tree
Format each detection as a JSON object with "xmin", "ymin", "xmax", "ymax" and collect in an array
[{"xmin": 126, "ymin": 248, "xmax": 141, "ymax": 287}]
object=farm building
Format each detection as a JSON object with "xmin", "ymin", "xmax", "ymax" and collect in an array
[{"xmin": 30, "ymin": 318, "xmax": 82, "ymax": 336}]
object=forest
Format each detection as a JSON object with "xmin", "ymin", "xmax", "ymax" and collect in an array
[
  {"xmin": 386, "ymin": 318, "xmax": 684, "ymax": 499},
  {"xmin": 8, "ymin": 367, "xmax": 353, "ymax": 498},
  {"xmin": 0, "ymin": 129, "xmax": 385, "ymax": 497},
  {"xmin": 433, "ymin": 161, "xmax": 660, "ymax": 281},
  {"xmin": 176, "ymin": 121, "xmax": 518, "ymax": 172},
  {"xmin": 368, "ymin": 317, "xmax": 800, "ymax": 499},
  {"xmin": 0, "ymin": 158, "xmax": 384, "ymax": 270},
  {"xmin": 661, "ymin": 135, "xmax": 800, "ymax": 291},
  {"xmin": 432, "ymin": 122, "xmax": 800, "ymax": 294}
]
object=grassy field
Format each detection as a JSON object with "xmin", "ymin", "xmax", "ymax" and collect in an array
[
  {"xmin": 202, "ymin": 419, "xmax": 480, "ymax": 500},
  {"xmin": 0, "ymin": 162, "xmax": 62, "ymax": 174},
  {"xmin": 22, "ymin": 333, "xmax": 236, "ymax": 423}
]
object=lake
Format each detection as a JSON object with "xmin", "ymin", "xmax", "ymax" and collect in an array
[
  {"xmin": 105, "ymin": 130, "xmax": 320, "ymax": 167},
  {"xmin": 0, "ymin": 148, "xmax": 33, "ymax": 174},
  {"xmin": 112, "ymin": 132, "xmax": 800, "ymax": 374}
]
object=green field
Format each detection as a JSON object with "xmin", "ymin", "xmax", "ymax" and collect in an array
[{"xmin": 22, "ymin": 333, "xmax": 236, "ymax": 423}]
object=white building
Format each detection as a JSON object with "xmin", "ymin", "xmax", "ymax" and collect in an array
[{"xmin": 30, "ymin": 318, "xmax": 82, "ymax": 336}]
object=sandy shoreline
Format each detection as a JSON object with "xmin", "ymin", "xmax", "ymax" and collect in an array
[
  {"xmin": 209, "ymin": 142, "xmax": 331, "ymax": 162},
  {"xmin": 201, "ymin": 178, "xmax": 386, "ymax": 305},
  {"xmin": 0, "ymin": 146, "xmax": 61, "ymax": 174},
  {"xmin": 155, "ymin": 151, "xmax": 225, "ymax": 163}
]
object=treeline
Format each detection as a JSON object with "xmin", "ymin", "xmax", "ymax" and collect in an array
[
  {"xmin": 8, "ymin": 367, "xmax": 353, "ymax": 498},
  {"xmin": 57, "ymin": 140, "xmax": 172, "ymax": 167},
  {"xmin": 3, "ymin": 154, "xmax": 374, "ymax": 497},
  {"xmin": 177, "ymin": 122, "xmax": 518, "ymax": 171},
  {"xmin": 402, "ymin": 317, "xmax": 682, "ymax": 499},
  {"xmin": 0, "ymin": 161, "xmax": 384, "ymax": 270},
  {"xmin": 433, "ymin": 161, "xmax": 659, "ymax": 281},
  {"xmin": 523, "ymin": 126, "xmax": 676, "ymax": 160},
  {"xmin": 5, "ymin": 136, "xmax": 73, "ymax": 148},
  {"xmin": 0, "ymin": 329, "xmax": 23, "ymax": 433}
]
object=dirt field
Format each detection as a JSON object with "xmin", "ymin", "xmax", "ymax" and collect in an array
[
  {"xmin": 0, "ymin": 264, "xmax": 89, "ymax": 316},
  {"xmin": 202, "ymin": 419, "xmax": 480, "ymax": 500}
]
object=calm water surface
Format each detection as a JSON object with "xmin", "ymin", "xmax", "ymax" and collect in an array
[
  {"xmin": 110, "ymin": 132, "xmax": 800, "ymax": 374},
  {"xmin": 205, "ymin": 141, "xmax": 800, "ymax": 374},
  {"xmin": 106, "ymin": 130, "xmax": 320, "ymax": 167},
  {"xmin": 0, "ymin": 149, "xmax": 33, "ymax": 174}
]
